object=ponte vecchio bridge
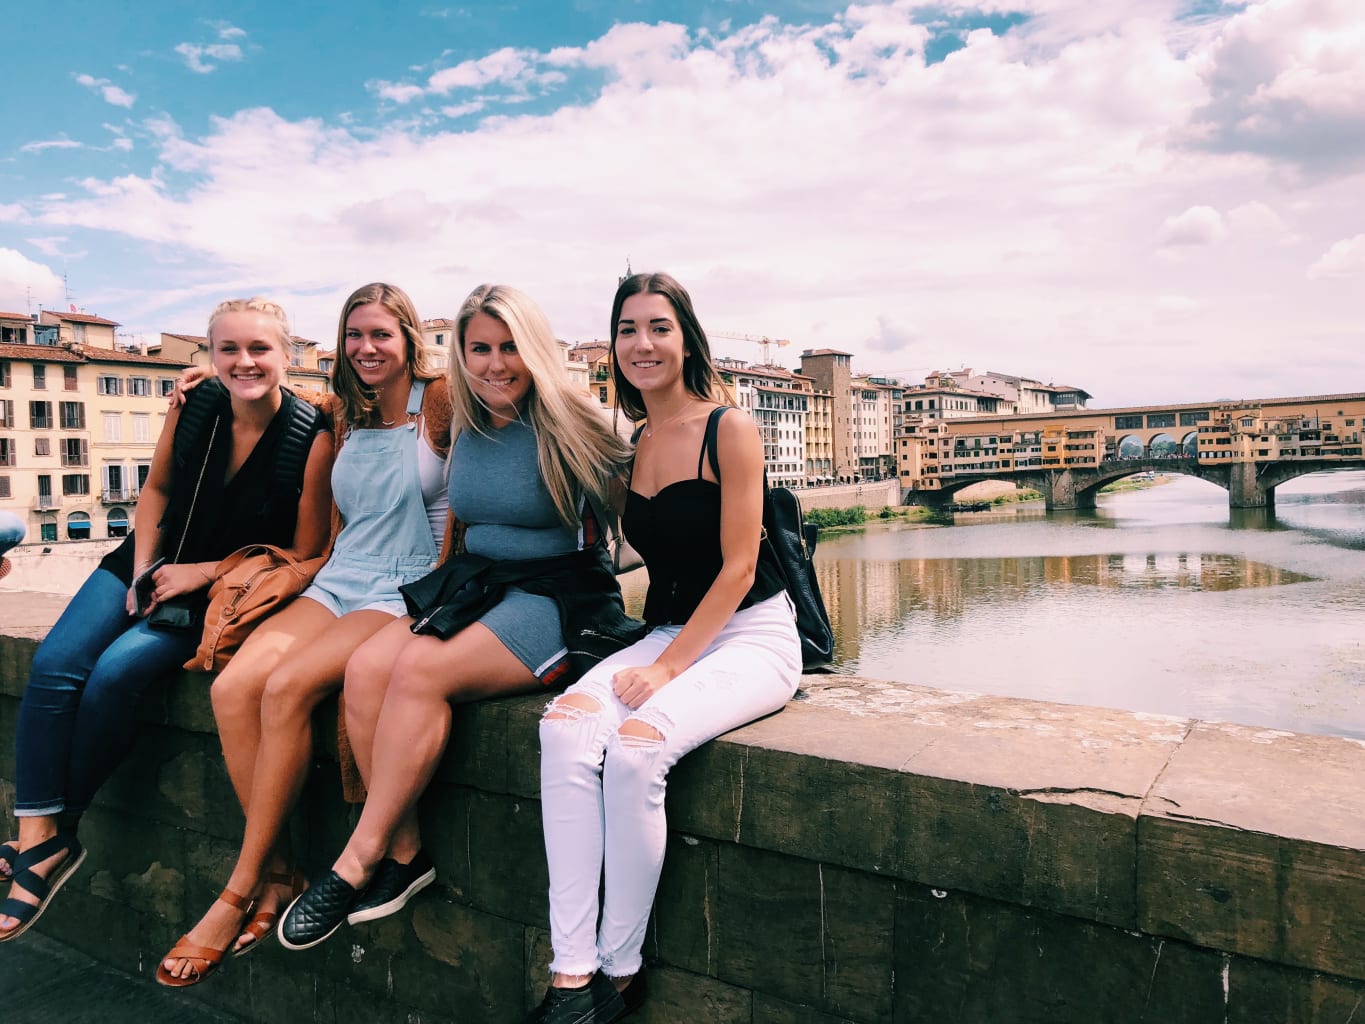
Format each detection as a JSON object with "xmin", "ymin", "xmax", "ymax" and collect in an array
[{"xmin": 897, "ymin": 392, "xmax": 1365, "ymax": 510}]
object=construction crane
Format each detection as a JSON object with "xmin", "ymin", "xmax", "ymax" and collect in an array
[{"xmin": 711, "ymin": 331, "xmax": 791, "ymax": 365}]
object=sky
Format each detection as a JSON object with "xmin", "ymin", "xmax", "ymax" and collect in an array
[{"xmin": 1, "ymin": 0, "xmax": 1362, "ymax": 407}]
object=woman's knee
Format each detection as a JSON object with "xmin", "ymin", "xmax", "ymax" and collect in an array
[
  {"xmin": 260, "ymin": 664, "xmax": 332, "ymax": 724},
  {"xmin": 211, "ymin": 663, "xmax": 268, "ymax": 721},
  {"xmin": 343, "ymin": 643, "xmax": 392, "ymax": 711}
]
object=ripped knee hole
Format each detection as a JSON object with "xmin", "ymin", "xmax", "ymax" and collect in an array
[{"xmin": 542, "ymin": 693, "xmax": 602, "ymax": 722}]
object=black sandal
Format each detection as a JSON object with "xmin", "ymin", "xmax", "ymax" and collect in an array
[{"xmin": 0, "ymin": 832, "xmax": 86, "ymax": 943}]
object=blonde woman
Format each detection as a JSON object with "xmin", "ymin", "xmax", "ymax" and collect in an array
[
  {"xmin": 277, "ymin": 283, "xmax": 639, "ymax": 949},
  {"xmin": 159, "ymin": 283, "xmax": 450, "ymax": 986},
  {"xmin": 1, "ymin": 299, "xmax": 332, "ymax": 943}
]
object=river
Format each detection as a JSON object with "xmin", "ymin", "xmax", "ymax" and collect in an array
[{"xmin": 619, "ymin": 470, "xmax": 1365, "ymax": 739}]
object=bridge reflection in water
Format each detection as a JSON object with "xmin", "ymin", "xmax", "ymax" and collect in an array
[{"xmin": 764, "ymin": 473, "xmax": 1361, "ymax": 739}]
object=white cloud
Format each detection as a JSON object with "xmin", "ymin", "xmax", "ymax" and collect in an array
[
  {"xmin": 0, "ymin": 248, "xmax": 64, "ymax": 312},
  {"xmin": 373, "ymin": 81, "xmax": 427, "ymax": 104},
  {"xmin": 176, "ymin": 41, "xmax": 244, "ymax": 74},
  {"xmin": 26, "ymin": 237, "xmax": 69, "ymax": 257},
  {"xmin": 1307, "ymin": 234, "xmax": 1365, "ymax": 278},
  {"xmin": 75, "ymin": 72, "xmax": 136, "ymax": 108},
  {"xmin": 213, "ymin": 22, "xmax": 247, "ymax": 40},
  {"xmin": 21, "ymin": 136, "xmax": 83, "ymax": 154},
  {"xmin": 27, "ymin": 1, "xmax": 1365, "ymax": 405},
  {"xmin": 1160, "ymin": 205, "xmax": 1228, "ymax": 246},
  {"xmin": 0, "ymin": 204, "xmax": 25, "ymax": 223}
]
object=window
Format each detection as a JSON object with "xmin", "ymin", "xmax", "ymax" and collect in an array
[
  {"xmin": 40, "ymin": 521, "xmax": 57, "ymax": 542},
  {"xmin": 1147, "ymin": 413, "xmax": 1176, "ymax": 428},
  {"xmin": 103, "ymin": 412, "xmax": 122, "ymax": 442},
  {"xmin": 60, "ymin": 401, "xmax": 86, "ymax": 430},
  {"xmin": 103, "ymin": 463, "xmax": 129, "ymax": 502},
  {"xmin": 0, "ymin": 476, "xmax": 8, "ymax": 498},
  {"xmin": 0, "ymin": 324, "xmax": 26, "ymax": 344},
  {"xmin": 64, "ymin": 365, "xmax": 78, "ymax": 391},
  {"xmin": 32, "ymin": 364, "xmax": 46, "ymax": 389},
  {"xmin": 97, "ymin": 374, "xmax": 123, "ymax": 396},
  {"xmin": 30, "ymin": 400, "xmax": 52, "ymax": 429},
  {"xmin": 435, "ymin": 333, "xmax": 446, "ymax": 346},
  {"xmin": 158, "ymin": 378, "xmax": 176, "ymax": 398},
  {"xmin": 34, "ymin": 437, "xmax": 50, "ymax": 456},
  {"xmin": 132, "ymin": 413, "xmax": 150, "ymax": 443},
  {"xmin": 1115, "ymin": 415, "xmax": 1143, "ymax": 429},
  {"xmin": 0, "ymin": 437, "xmax": 14, "ymax": 466},
  {"xmin": 1179, "ymin": 411, "xmax": 1209, "ymax": 426},
  {"xmin": 66, "ymin": 510, "xmax": 91, "ymax": 539},
  {"xmin": 136, "ymin": 461, "xmax": 151, "ymax": 489},
  {"xmin": 0, "ymin": 398, "xmax": 12, "ymax": 428},
  {"xmin": 0, "ymin": 360, "xmax": 9, "ymax": 387},
  {"xmin": 62, "ymin": 473, "xmax": 90, "ymax": 496},
  {"xmin": 61, "ymin": 437, "xmax": 89, "ymax": 467},
  {"xmin": 73, "ymin": 323, "xmax": 87, "ymax": 343},
  {"xmin": 129, "ymin": 376, "xmax": 152, "ymax": 397}
]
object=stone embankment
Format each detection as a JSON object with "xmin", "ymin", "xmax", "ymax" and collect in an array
[{"xmin": 1, "ymin": 608, "xmax": 1362, "ymax": 1022}]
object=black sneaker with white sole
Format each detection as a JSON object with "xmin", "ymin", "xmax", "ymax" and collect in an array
[{"xmin": 346, "ymin": 850, "xmax": 436, "ymax": 925}]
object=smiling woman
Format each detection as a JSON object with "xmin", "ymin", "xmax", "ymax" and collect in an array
[{"xmin": 1, "ymin": 296, "xmax": 334, "ymax": 948}]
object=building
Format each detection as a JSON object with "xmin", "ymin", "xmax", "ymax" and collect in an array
[
  {"xmin": 799, "ymin": 350, "xmax": 856, "ymax": 482},
  {"xmin": 421, "ymin": 318, "xmax": 454, "ymax": 371},
  {"xmin": 1, "ymin": 335, "xmax": 191, "ymax": 543},
  {"xmin": 939, "ymin": 368, "xmax": 1090, "ymax": 415}
]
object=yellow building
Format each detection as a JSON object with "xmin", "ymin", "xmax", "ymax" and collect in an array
[{"xmin": 1, "ymin": 332, "xmax": 191, "ymax": 543}]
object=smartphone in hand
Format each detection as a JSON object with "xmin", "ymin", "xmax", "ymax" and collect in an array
[{"xmin": 133, "ymin": 558, "xmax": 167, "ymax": 615}]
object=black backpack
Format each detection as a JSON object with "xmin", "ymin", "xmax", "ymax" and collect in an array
[
  {"xmin": 702, "ymin": 407, "xmax": 835, "ymax": 671},
  {"xmin": 173, "ymin": 378, "xmax": 321, "ymax": 507}
]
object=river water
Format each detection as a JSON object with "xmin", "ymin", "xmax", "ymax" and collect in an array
[{"xmin": 620, "ymin": 470, "xmax": 1365, "ymax": 739}]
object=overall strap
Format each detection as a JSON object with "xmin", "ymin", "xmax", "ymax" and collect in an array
[
  {"xmin": 700, "ymin": 406, "xmax": 727, "ymax": 480},
  {"xmin": 407, "ymin": 379, "xmax": 427, "ymax": 419}
]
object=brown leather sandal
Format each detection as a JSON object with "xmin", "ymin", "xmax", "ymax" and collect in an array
[
  {"xmin": 233, "ymin": 870, "xmax": 307, "ymax": 958},
  {"xmin": 155, "ymin": 888, "xmax": 253, "ymax": 987}
]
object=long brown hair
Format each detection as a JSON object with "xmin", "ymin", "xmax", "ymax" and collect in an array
[
  {"xmin": 331, "ymin": 282, "xmax": 440, "ymax": 429},
  {"xmin": 609, "ymin": 272, "xmax": 732, "ymax": 422}
]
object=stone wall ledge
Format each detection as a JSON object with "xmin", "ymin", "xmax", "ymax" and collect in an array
[{"xmin": 3, "ymin": 627, "xmax": 1364, "ymax": 1023}]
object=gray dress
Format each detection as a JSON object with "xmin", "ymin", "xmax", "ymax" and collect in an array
[{"xmin": 450, "ymin": 419, "xmax": 580, "ymax": 678}]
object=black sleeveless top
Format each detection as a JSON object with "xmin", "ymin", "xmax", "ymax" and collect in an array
[
  {"xmin": 99, "ymin": 385, "xmax": 324, "ymax": 586},
  {"xmin": 625, "ymin": 406, "xmax": 785, "ymax": 627}
]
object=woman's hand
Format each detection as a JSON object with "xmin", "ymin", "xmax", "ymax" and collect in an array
[
  {"xmin": 126, "ymin": 586, "xmax": 141, "ymax": 617},
  {"xmin": 167, "ymin": 365, "xmax": 214, "ymax": 409},
  {"xmin": 612, "ymin": 662, "xmax": 676, "ymax": 709},
  {"xmin": 147, "ymin": 562, "xmax": 212, "ymax": 604}
]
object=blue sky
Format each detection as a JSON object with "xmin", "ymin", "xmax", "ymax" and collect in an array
[{"xmin": 3, "ymin": 0, "xmax": 1363, "ymax": 405}]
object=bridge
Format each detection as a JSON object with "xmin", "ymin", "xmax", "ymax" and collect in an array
[{"xmin": 897, "ymin": 392, "xmax": 1365, "ymax": 510}]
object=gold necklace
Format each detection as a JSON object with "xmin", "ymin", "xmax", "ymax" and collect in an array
[{"xmin": 643, "ymin": 404, "xmax": 695, "ymax": 439}]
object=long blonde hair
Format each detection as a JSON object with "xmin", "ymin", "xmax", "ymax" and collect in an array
[{"xmin": 450, "ymin": 284, "xmax": 632, "ymax": 527}]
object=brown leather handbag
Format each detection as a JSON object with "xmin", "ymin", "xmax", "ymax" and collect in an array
[{"xmin": 184, "ymin": 544, "xmax": 325, "ymax": 672}]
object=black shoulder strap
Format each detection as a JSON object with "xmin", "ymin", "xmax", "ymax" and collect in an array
[
  {"xmin": 173, "ymin": 378, "xmax": 228, "ymax": 471},
  {"xmin": 700, "ymin": 406, "xmax": 727, "ymax": 481},
  {"xmin": 272, "ymin": 389, "xmax": 322, "ymax": 500}
]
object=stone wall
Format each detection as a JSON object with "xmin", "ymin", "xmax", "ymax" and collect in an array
[
  {"xmin": 789, "ymin": 479, "xmax": 900, "ymax": 513},
  {"xmin": 2, "ymin": 628, "xmax": 1364, "ymax": 1023}
]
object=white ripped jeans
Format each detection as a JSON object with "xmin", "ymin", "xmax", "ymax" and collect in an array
[{"xmin": 539, "ymin": 592, "xmax": 801, "ymax": 978}]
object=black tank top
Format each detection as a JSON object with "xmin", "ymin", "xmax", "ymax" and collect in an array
[{"xmin": 624, "ymin": 406, "xmax": 785, "ymax": 627}]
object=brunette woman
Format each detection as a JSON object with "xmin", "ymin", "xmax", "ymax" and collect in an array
[{"xmin": 525, "ymin": 273, "xmax": 801, "ymax": 1022}]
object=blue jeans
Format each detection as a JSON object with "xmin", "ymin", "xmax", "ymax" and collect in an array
[{"xmin": 14, "ymin": 568, "xmax": 200, "ymax": 817}]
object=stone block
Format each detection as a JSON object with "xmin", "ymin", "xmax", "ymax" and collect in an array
[
  {"xmin": 503, "ymin": 694, "xmax": 547, "ymax": 800},
  {"xmin": 0, "ymin": 694, "xmax": 19, "ymax": 780},
  {"xmin": 634, "ymin": 964, "xmax": 752, "ymax": 1022},
  {"xmin": 0, "ymin": 634, "xmax": 34, "ymax": 698},
  {"xmin": 464, "ymin": 789, "xmax": 548, "ymax": 925},
  {"xmin": 408, "ymin": 890, "xmax": 528, "ymax": 1022},
  {"xmin": 1141, "ymin": 721, "xmax": 1365, "ymax": 981},
  {"xmin": 417, "ymin": 782, "xmax": 474, "ymax": 899},
  {"xmin": 895, "ymin": 883, "xmax": 1226, "ymax": 1024},
  {"xmin": 717, "ymin": 844, "xmax": 895, "ymax": 1021},
  {"xmin": 753, "ymin": 992, "xmax": 865, "ymax": 1024},
  {"xmin": 1227, "ymin": 956, "xmax": 1365, "ymax": 1024},
  {"xmin": 650, "ymin": 831, "xmax": 720, "ymax": 977}
]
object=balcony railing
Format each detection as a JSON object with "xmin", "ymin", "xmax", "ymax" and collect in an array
[
  {"xmin": 101, "ymin": 488, "xmax": 137, "ymax": 503},
  {"xmin": 33, "ymin": 495, "xmax": 59, "ymax": 510}
]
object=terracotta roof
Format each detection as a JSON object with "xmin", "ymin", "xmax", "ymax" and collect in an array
[
  {"xmin": 0, "ymin": 311, "xmax": 33, "ymax": 322},
  {"xmin": 40, "ymin": 310, "xmax": 121, "ymax": 327},
  {"xmin": 801, "ymin": 348, "xmax": 853, "ymax": 357},
  {"xmin": 422, "ymin": 318, "xmax": 454, "ymax": 329},
  {"xmin": 0, "ymin": 342, "xmax": 84, "ymax": 362},
  {"xmin": 82, "ymin": 348, "xmax": 192, "ymax": 368},
  {"xmin": 162, "ymin": 332, "xmax": 207, "ymax": 346}
]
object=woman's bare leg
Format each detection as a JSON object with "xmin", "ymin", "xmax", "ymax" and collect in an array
[
  {"xmin": 331, "ymin": 624, "xmax": 540, "ymax": 886},
  {"xmin": 162, "ymin": 607, "xmax": 394, "ymax": 978},
  {"xmin": 342, "ymin": 616, "xmax": 416, "ymax": 786}
]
